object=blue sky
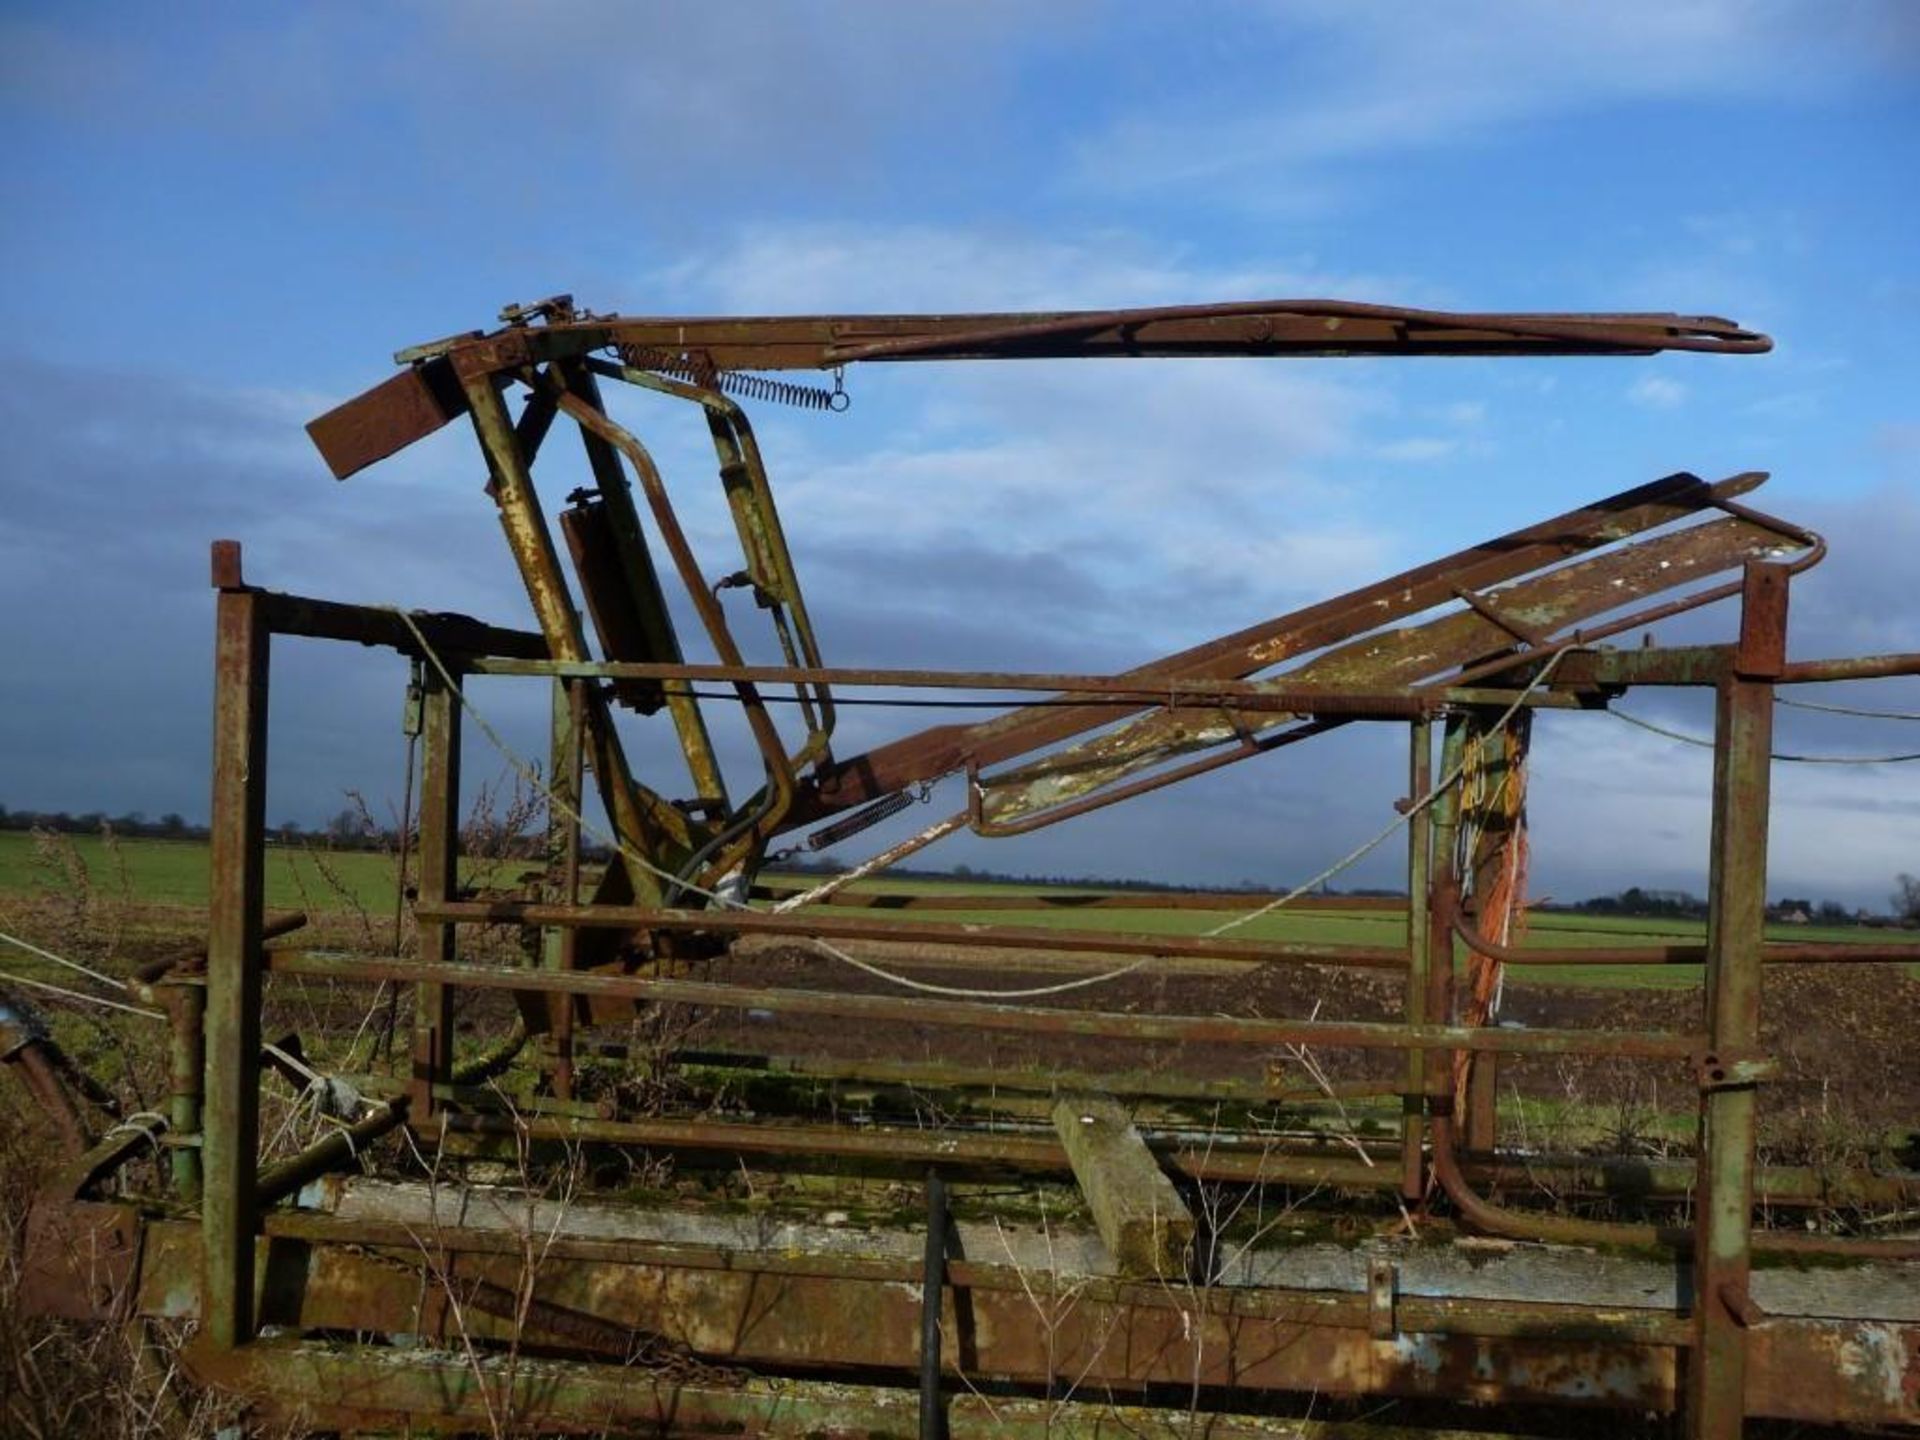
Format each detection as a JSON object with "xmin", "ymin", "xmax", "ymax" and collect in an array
[{"xmin": 2, "ymin": 2, "xmax": 1915, "ymax": 907}]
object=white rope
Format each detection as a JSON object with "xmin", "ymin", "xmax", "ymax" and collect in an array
[
  {"xmin": 390, "ymin": 608, "xmax": 1149, "ymax": 1000},
  {"xmin": 1205, "ymin": 647, "xmax": 1577, "ymax": 938},
  {"xmin": 0, "ymin": 967, "xmax": 165, "ymax": 1020},
  {"xmin": 101, "ymin": 1112, "xmax": 170, "ymax": 1155},
  {"xmin": 0, "ymin": 928, "xmax": 130, "ymax": 991},
  {"xmin": 1611, "ymin": 707, "xmax": 1920, "ymax": 763}
]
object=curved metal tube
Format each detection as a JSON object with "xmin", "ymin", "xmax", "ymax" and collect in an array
[
  {"xmin": 1429, "ymin": 1106, "xmax": 1920, "ymax": 1260},
  {"xmin": 545, "ymin": 381, "xmax": 798, "ymax": 876}
]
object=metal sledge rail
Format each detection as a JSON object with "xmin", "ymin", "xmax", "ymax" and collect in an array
[{"xmin": 308, "ymin": 301, "xmax": 1769, "ymax": 481}]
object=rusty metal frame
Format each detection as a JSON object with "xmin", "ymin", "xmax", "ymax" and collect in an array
[{"xmin": 13, "ymin": 297, "xmax": 1920, "ymax": 1437}]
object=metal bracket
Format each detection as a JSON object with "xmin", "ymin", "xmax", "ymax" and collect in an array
[
  {"xmin": 1718, "ymin": 1278, "xmax": 1769, "ymax": 1328},
  {"xmin": 1691, "ymin": 1050, "xmax": 1779, "ymax": 1091}
]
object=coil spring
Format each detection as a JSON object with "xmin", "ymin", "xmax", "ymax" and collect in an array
[
  {"xmin": 618, "ymin": 345, "xmax": 849, "ymax": 413},
  {"xmin": 803, "ymin": 790, "xmax": 914, "ymax": 850}
]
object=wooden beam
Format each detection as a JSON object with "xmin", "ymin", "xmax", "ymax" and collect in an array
[{"xmin": 1051, "ymin": 1092, "xmax": 1194, "ymax": 1280}]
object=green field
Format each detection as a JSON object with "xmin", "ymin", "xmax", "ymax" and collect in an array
[
  {"xmin": 0, "ymin": 830, "xmax": 412, "ymax": 914},
  {"xmin": 2, "ymin": 830, "xmax": 1912, "ymax": 990}
]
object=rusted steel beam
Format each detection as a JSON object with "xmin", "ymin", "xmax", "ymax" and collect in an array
[
  {"xmin": 1560, "ymin": 645, "xmax": 1733, "ymax": 687},
  {"xmin": 507, "ymin": 302, "xmax": 1769, "ymax": 377},
  {"xmin": 1690, "ymin": 561, "xmax": 1785, "ymax": 1440},
  {"xmin": 206, "ymin": 540, "xmax": 543, "ymax": 660},
  {"xmin": 180, "ymin": 1337, "xmax": 1669, "ymax": 1437},
  {"xmin": 415, "ymin": 897, "xmax": 1409, "ymax": 969},
  {"xmin": 1746, "ymin": 1319, "xmax": 1920, "ymax": 1426},
  {"xmin": 408, "ymin": 668, "xmax": 460, "ymax": 1122},
  {"xmin": 1453, "ymin": 914, "xmax": 1920, "ymax": 966},
  {"xmin": 130, "ymin": 912, "xmax": 307, "ymax": 986},
  {"xmin": 256, "ymin": 592, "xmax": 551, "ymax": 659},
  {"xmin": 748, "ymin": 884, "xmax": 1408, "ymax": 913},
  {"xmin": 784, "ymin": 472, "xmax": 1774, "ymax": 828},
  {"xmin": 1402, "ymin": 716, "xmax": 1432, "ymax": 1200},
  {"xmin": 318, "ymin": 299, "xmax": 1771, "ymax": 479},
  {"xmin": 977, "ymin": 507, "xmax": 1807, "ymax": 832},
  {"xmin": 264, "ymin": 949, "xmax": 1703, "ymax": 1060},
  {"xmin": 542, "ymin": 677, "xmax": 582, "ymax": 1079},
  {"xmin": 469, "ymin": 653, "xmax": 1446, "ymax": 710},
  {"xmin": 203, "ymin": 581, "xmax": 268, "ymax": 1350},
  {"xmin": 150, "ymin": 1197, "xmax": 1915, "ymax": 1426},
  {"xmin": 310, "ymin": 304, "xmax": 1771, "ymax": 481},
  {"xmin": 1777, "ymin": 650, "xmax": 1920, "ymax": 683},
  {"xmin": 673, "ymin": 1047, "xmax": 1399, "ymax": 1107},
  {"xmin": 437, "ymin": 1109, "xmax": 1390, "ymax": 1186},
  {"xmin": 241, "ymin": 1207, "xmax": 1699, "ymax": 1352}
]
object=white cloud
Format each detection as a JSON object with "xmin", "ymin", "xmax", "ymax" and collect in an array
[
  {"xmin": 636, "ymin": 221, "xmax": 1416, "ymax": 641},
  {"xmin": 648, "ymin": 223, "xmax": 1421, "ymax": 315},
  {"xmin": 1072, "ymin": 1, "xmax": 1915, "ymax": 194},
  {"xmin": 1628, "ymin": 376, "xmax": 1689, "ymax": 410}
]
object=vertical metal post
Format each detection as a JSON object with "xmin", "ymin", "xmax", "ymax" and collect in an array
[
  {"xmin": 1688, "ymin": 561, "xmax": 1785, "ymax": 1440},
  {"xmin": 411, "ymin": 665, "xmax": 462, "ymax": 1120},
  {"xmin": 1400, "ymin": 716, "xmax": 1432, "ymax": 1199},
  {"xmin": 544, "ymin": 678, "xmax": 583, "ymax": 1099},
  {"xmin": 1424, "ymin": 716, "xmax": 1469, "ymax": 1107},
  {"xmin": 920, "ymin": 1168, "xmax": 949, "ymax": 1440},
  {"xmin": 1464, "ymin": 1052, "xmax": 1500, "ymax": 1151},
  {"xmin": 167, "ymin": 983, "xmax": 204, "ymax": 1199},
  {"xmin": 203, "ymin": 559, "xmax": 268, "ymax": 1349}
]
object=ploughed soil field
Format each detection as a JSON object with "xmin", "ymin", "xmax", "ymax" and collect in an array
[{"xmin": 649, "ymin": 940, "xmax": 1920, "ymax": 1158}]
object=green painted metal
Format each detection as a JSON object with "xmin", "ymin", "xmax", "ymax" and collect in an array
[
  {"xmin": 165, "ymin": 981, "xmax": 204, "ymax": 1200},
  {"xmin": 264, "ymin": 948, "xmax": 1707, "ymax": 1060}
]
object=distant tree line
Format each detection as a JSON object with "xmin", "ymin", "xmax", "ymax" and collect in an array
[
  {"xmin": 0, "ymin": 804, "xmax": 397, "ymax": 851},
  {"xmin": 0, "ymin": 805, "xmax": 206, "ymax": 840},
  {"xmin": 5, "ymin": 802, "xmax": 1915, "ymax": 925}
]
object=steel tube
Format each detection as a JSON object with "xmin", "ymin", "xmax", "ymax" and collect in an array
[
  {"xmin": 203, "ymin": 581, "xmax": 268, "ymax": 1349},
  {"xmin": 1454, "ymin": 914, "xmax": 1919, "ymax": 966},
  {"xmin": 1776, "ymin": 651, "xmax": 1920, "ymax": 683},
  {"xmin": 414, "ymin": 899, "xmax": 1409, "ymax": 969},
  {"xmin": 265, "ymin": 950, "xmax": 1703, "ymax": 1060},
  {"xmin": 409, "ymin": 670, "xmax": 461, "ymax": 1121},
  {"xmin": 1401, "ymin": 716, "xmax": 1432, "ymax": 1198},
  {"xmin": 1690, "ymin": 563, "xmax": 1779, "ymax": 1440}
]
